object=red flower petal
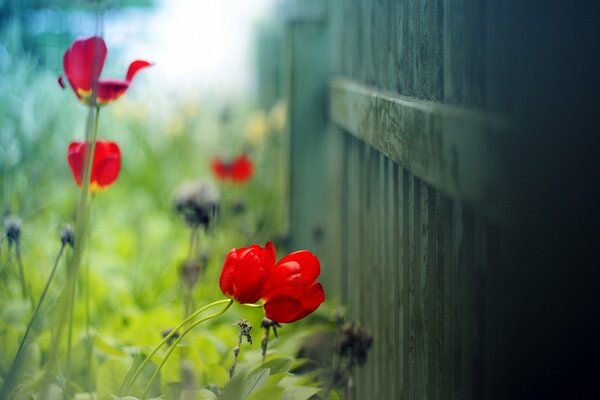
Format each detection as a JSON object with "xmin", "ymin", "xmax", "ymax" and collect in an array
[
  {"xmin": 231, "ymin": 155, "xmax": 253, "ymax": 183},
  {"xmin": 67, "ymin": 140, "xmax": 121, "ymax": 192},
  {"xmin": 63, "ymin": 36, "xmax": 106, "ymax": 99},
  {"xmin": 211, "ymin": 154, "xmax": 253, "ymax": 183},
  {"xmin": 276, "ymin": 251, "xmax": 320, "ymax": 284},
  {"xmin": 218, "ymin": 242, "xmax": 275, "ymax": 304},
  {"xmin": 96, "ymin": 79, "xmax": 130, "ymax": 104},
  {"xmin": 126, "ymin": 60, "xmax": 153, "ymax": 82},
  {"xmin": 61, "ymin": 36, "xmax": 151, "ymax": 105},
  {"xmin": 211, "ymin": 158, "xmax": 232, "ymax": 180},
  {"xmin": 263, "ymin": 282, "xmax": 325, "ymax": 323}
]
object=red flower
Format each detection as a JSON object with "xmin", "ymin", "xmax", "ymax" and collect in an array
[
  {"xmin": 261, "ymin": 250, "xmax": 325, "ymax": 323},
  {"xmin": 60, "ymin": 36, "xmax": 151, "ymax": 105},
  {"xmin": 67, "ymin": 140, "xmax": 121, "ymax": 193},
  {"xmin": 219, "ymin": 242, "xmax": 276, "ymax": 304},
  {"xmin": 218, "ymin": 241, "xmax": 325, "ymax": 323},
  {"xmin": 211, "ymin": 154, "xmax": 253, "ymax": 183}
]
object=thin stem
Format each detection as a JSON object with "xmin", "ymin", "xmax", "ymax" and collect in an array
[
  {"xmin": 140, "ymin": 300, "xmax": 233, "ymax": 399},
  {"xmin": 65, "ymin": 265, "xmax": 77, "ymax": 375},
  {"xmin": 42, "ymin": 105, "xmax": 100, "ymax": 392},
  {"xmin": 0, "ymin": 243, "xmax": 66, "ymax": 399},
  {"xmin": 15, "ymin": 241, "xmax": 29, "ymax": 301},
  {"xmin": 119, "ymin": 299, "xmax": 232, "ymax": 395}
]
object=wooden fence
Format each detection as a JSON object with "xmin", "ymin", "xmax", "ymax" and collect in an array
[{"xmin": 260, "ymin": 0, "xmax": 600, "ymax": 398}]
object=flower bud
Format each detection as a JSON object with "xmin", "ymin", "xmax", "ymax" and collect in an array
[
  {"xmin": 60, "ymin": 224, "xmax": 75, "ymax": 248},
  {"xmin": 4, "ymin": 216, "xmax": 21, "ymax": 245}
]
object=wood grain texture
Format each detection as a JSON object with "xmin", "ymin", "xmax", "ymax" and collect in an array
[
  {"xmin": 329, "ymin": 78, "xmax": 511, "ymax": 225},
  {"xmin": 278, "ymin": 1, "xmax": 600, "ymax": 399}
]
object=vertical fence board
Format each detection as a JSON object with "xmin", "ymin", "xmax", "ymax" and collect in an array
[{"xmin": 282, "ymin": 1, "xmax": 509, "ymax": 399}]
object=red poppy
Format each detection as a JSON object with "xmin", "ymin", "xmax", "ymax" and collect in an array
[
  {"xmin": 60, "ymin": 36, "xmax": 151, "ymax": 105},
  {"xmin": 67, "ymin": 140, "xmax": 121, "ymax": 193},
  {"xmin": 218, "ymin": 241, "xmax": 325, "ymax": 323},
  {"xmin": 219, "ymin": 242, "xmax": 275, "ymax": 304},
  {"xmin": 211, "ymin": 154, "xmax": 253, "ymax": 183},
  {"xmin": 261, "ymin": 250, "xmax": 325, "ymax": 323}
]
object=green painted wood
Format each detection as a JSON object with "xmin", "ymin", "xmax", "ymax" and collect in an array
[
  {"xmin": 329, "ymin": 77, "xmax": 511, "ymax": 226},
  {"xmin": 282, "ymin": 1, "xmax": 600, "ymax": 400}
]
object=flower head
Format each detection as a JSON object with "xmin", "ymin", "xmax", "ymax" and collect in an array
[
  {"xmin": 218, "ymin": 241, "xmax": 325, "ymax": 323},
  {"xmin": 60, "ymin": 36, "xmax": 151, "ymax": 105},
  {"xmin": 219, "ymin": 242, "xmax": 275, "ymax": 304},
  {"xmin": 173, "ymin": 180, "xmax": 220, "ymax": 229},
  {"xmin": 67, "ymin": 140, "xmax": 121, "ymax": 193},
  {"xmin": 211, "ymin": 154, "xmax": 253, "ymax": 183},
  {"xmin": 261, "ymin": 250, "xmax": 325, "ymax": 323}
]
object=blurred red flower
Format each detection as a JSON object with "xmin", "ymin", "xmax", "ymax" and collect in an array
[
  {"xmin": 219, "ymin": 241, "xmax": 325, "ymax": 323},
  {"xmin": 67, "ymin": 140, "xmax": 121, "ymax": 193},
  {"xmin": 60, "ymin": 36, "xmax": 151, "ymax": 105},
  {"xmin": 219, "ymin": 242, "xmax": 275, "ymax": 304},
  {"xmin": 211, "ymin": 154, "xmax": 253, "ymax": 183},
  {"xmin": 261, "ymin": 250, "xmax": 325, "ymax": 323}
]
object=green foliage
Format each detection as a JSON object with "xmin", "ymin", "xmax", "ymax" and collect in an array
[{"xmin": 0, "ymin": 8, "xmax": 339, "ymax": 399}]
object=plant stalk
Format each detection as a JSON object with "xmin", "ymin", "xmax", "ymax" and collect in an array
[
  {"xmin": 0, "ymin": 243, "xmax": 66, "ymax": 399},
  {"xmin": 140, "ymin": 300, "xmax": 233, "ymax": 399},
  {"xmin": 119, "ymin": 299, "xmax": 232, "ymax": 395}
]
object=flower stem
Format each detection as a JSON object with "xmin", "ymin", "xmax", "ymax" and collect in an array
[
  {"xmin": 0, "ymin": 243, "xmax": 66, "ymax": 399},
  {"xmin": 119, "ymin": 299, "xmax": 232, "ymax": 395},
  {"xmin": 15, "ymin": 241, "xmax": 29, "ymax": 302},
  {"xmin": 42, "ymin": 105, "xmax": 100, "ymax": 393},
  {"xmin": 140, "ymin": 300, "xmax": 233, "ymax": 399}
]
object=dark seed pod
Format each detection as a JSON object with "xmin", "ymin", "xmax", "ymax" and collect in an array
[{"xmin": 173, "ymin": 180, "xmax": 220, "ymax": 230}]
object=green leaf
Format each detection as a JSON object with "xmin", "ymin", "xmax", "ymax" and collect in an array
[
  {"xmin": 96, "ymin": 358, "xmax": 129, "ymax": 400},
  {"xmin": 245, "ymin": 384, "xmax": 285, "ymax": 400},
  {"xmin": 203, "ymin": 364, "xmax": 229, "ymax": 387},
  {"xmin": 257, "ymin": 357, "xmax": 294, "ymax": 375},
  {"xmin": 95, "ymin": 335, "xmax": 127, "ymax": 357},
  {"xmin": 220, "ymin": 368, "xmax": 270, "ymax": 400},
  {"xmin": 281, "ymin": 386, "xmax": 321, "ymax": 400}
]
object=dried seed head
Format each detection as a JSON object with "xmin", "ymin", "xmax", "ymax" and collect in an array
[
  {"xmin": 60, "ymin": 224, "xmax": 75, "ymax": 248},
  {"xmin": 338, "ymin": 322, "xmax": 373, "ymax": 366},
  {"xmin": 235, "ymin": 319, "xmax": 253, "ymax": 345},
  {"xmin": 261, "ymin": 318, "xmax": 281, "ymax": 338},
  {"xmin": 173, "ymin": 180, "xmax": 220, "ymax": 229},
  {"xmin": 4, "ymin": 216, "xmax": 21, "ymax": 245},
  {"xmin": 161, "ymin": 328, "xmax": 181, "ymax": 346}
]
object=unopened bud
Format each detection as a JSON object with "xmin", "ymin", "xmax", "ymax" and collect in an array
[
  {"xmin": 60, "ymin": 224, "xmax": 75, "ymax": 247},
  {"xmin": 4, "ymin": 216, "xmax": 21, "ymax": 245}
]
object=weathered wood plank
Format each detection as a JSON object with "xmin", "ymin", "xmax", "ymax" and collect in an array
[{"xmin": 329, "ymin": 77, "xmax": 510, "ymax": 225}]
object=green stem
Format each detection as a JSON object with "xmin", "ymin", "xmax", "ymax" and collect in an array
[
  {"xmin": 42, "ymin": 105, "xmax": 100, "ymax": 393},
  {"xmin": 119, "ymin": 299, "xmax": 232, "ymax": 395},
  {"xmin": 140, "ymin": 300, "xmax": 233, "ymax": 399},
  {"xmin": 15, "ymin": 241, "xmax": 29, "ymax": 301},
  {"xmin": 0, "ymin": 243, "xmax": 66, "ymax": 399}
]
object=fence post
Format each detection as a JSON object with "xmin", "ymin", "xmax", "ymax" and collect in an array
[{"xmin": 283, "ymin": 1, "xmax": 330, "ymax": 271}]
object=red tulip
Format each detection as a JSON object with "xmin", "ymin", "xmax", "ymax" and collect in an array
[
  {"xmin": 211, "ymin": 154, "xmax": 253, "ymax": 183},
  {"xmin": 218, "ymin": 241, "xmax": 325, "ymax": 323},
  {"xmin": 67, "ymin": 140, "xmax": 121, "ymax": 193},
  {"xmin": 60, "ymin": 36, "xmax": 151, "ymax": 105},
  {"xmin": 219, "ymin": 242, "xmax": 276, "ymax": 304},
  {"xmin": 261, "ymin": 250, "xmax": 325, "ymax": 323}
]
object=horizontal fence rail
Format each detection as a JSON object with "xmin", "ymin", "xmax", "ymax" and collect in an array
[{"xmin": 329, "ymin": 78, "xmax": 511, "ymax": 226}]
